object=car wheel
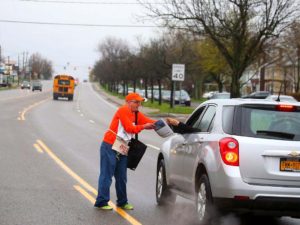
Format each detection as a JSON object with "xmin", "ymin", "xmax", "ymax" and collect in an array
[
  {"xmin": 196, "ymin": 174, "xmax": 213, "ymax": 224},
  {"xmin": 156, "ymin": 159, "xmax": 176, "ymax": 205}
]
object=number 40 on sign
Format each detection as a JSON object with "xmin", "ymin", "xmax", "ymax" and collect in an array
[{"xmin": 172, "ymin": 64, "xmax": 185, "ymax": 81}]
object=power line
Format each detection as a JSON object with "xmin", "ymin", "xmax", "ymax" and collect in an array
[
  {"xmin": 20, "ymin": 0, "xmax": 166, "ymax": 5},
  {"xmin": 0, "ymin": 19, "xmax": 162, "ymax": 28}
]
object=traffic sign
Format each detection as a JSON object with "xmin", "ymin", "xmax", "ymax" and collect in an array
[{"xmin": 172, "ymin": 64, "xmax": 185, "ymax": 81}]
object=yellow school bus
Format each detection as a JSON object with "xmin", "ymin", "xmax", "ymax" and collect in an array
[{"xmin": 53, "ymin": 74, "xmax": 75, "ymax": 101}]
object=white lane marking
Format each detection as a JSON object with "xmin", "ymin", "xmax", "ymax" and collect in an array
[
  {"xmin": 80, "ymin": 114, "xmax": 84, "ymax": 117},
  {"xmin": 77, "ymin": 110, "xmax": 81, "ymax": 113},
  {"xmin": 89, "ymin": 120, "xmax": 95, "ymax": 124},
  {"xmin": 89, "ymin": 83, "xmax": 118, "ymax": 110},
  {"xmin": 146, "ymin": 144, "xmax": 160, "ymax": 151}
]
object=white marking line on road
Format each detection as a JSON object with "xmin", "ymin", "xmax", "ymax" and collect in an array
[
  {"xmin": 146, "ymin": 144, "xmax": 160, "ymax": 151},
  {"xmin": 19, "ymin": 98, "xmax": 50, "ymax": 121},
  {"xmin": 36, "ymin": 139, "xmax": 142, "ymax": 225},
  {"xmin": 77, "ymin": 110, "xmax": 81, "ymax": 113},
  {"xmin": 89, "ymin": 120, "xmax": 95, "ymax": 124},
  {"xmin": 80, "ymin": 114, "xmax": 84, "ymax": 117},
  {"xmin": 89, "ymin": 83, "xmax": 118, "ymax": 110},
  {"xmin": 33, "ymin": 143, "xmax": 44, "ymax": 153}
]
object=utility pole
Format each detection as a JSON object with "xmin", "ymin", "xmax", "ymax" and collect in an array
[
  {"xmin": 18, "ymin": 54, "xmax": 20, "ymax": 85},
  {"xmin": 0, "ymin": 45, "xmax": 2, "ymax": 63}
]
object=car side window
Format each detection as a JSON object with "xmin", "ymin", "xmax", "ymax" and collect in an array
[
  {"xmin": 186, "ymin": 106, "xmax": 207, "ymax": 127},
  {"xmin": 196, "ymin": 105, "xmax": 216, "ymax": 132}
]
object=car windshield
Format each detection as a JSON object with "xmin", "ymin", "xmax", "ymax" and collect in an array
[
  {"xmin": 239, "ymin": 105, "xmax": 300, "ymax": 141},
  {"xmin": 175, "ymin": 90, "xmax": 189, "ymax": 98}
]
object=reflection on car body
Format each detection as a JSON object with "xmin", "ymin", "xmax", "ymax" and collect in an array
[
  {"xmin": 265, "ymin": 94, "xmax": 297, "ymax": 103},
  {"xmin": 156, "ymin": 98, "xmax": 300, "ymax": 224}
]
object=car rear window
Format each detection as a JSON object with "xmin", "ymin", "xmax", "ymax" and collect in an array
[
  {"xmin": 58, "ymin": 80, "xmax": 70, "ymax": 85},
  {"xmin": 237, "ymin": 104, "xmax": 300, "ymax": 141}
]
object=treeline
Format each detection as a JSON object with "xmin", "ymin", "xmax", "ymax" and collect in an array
[
  {"xmin": 91, "ymin": 0, "xmax": 300, "ymax": 99},
  {"xmin": 92, "ymin": 32, "xmax": 206, "ymax": 103},
  {"xmin": 28, "ymin": 53, "xmax": 53, "ymax": 80}
]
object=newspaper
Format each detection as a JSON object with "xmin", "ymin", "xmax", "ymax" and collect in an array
[{"xmin": 154, "ymin": 119, "xmax": 174, "ymax": 138}]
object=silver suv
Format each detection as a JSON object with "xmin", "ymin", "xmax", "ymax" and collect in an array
[{"xmin": 156, "ymin": 99, "xmax": 300, "ymax": 224}]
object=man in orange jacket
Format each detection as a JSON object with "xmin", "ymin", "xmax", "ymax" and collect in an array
[{"xmin": 94, "ymin": 92, "xmax": 156, "ymax": 210}]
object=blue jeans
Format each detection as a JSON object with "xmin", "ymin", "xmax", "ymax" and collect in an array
[{"xmin": 95, "ymin": 142, "xmax": 128, "ymax": 207}]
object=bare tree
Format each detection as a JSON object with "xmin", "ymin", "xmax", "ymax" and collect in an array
[
  {"xmin": 96, "ymin": 37, "xmax": 131, "ymax": 93},
  {"xmin": 28, "ymin": 53, "xmax": 53, "ymax": 80},
  {"xmin": 283, "ymin": 21, "xmax": 300, "ymax": 92},
  {"xmin": 139, "ymin": 0, "xmax": 300, "ymax": 97}
]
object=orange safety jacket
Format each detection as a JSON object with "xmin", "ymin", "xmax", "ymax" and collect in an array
[{"xmin": 103, "ymin": 105, "xmax": 156, "ymax": 145}]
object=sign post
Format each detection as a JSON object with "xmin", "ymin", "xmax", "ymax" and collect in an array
[{"xmin": 171, "ymin": 64, "xmax": 185, "ymax": 108}]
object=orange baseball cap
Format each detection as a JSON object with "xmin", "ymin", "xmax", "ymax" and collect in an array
[{"xmin": 125, "ymin": 92, "xmax": 145, "ymax": 102}]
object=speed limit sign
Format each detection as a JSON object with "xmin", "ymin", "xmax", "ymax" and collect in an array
[{"xmin": 172, "ymin": 64, "xmax": 185, "ymax": 81}]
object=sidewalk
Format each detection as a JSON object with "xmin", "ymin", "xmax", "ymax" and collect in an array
[{"xmin": 91, "ymin": 83, "xmax": 190, "ymax": 121}]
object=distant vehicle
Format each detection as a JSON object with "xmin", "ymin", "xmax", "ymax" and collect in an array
[
  {"xmin": 136, "ymin": 89, "xmax": 145, "ymax": 97},
  {"xmin": 162, "ymin": 90, "xmax": 171, "ymax": 102},
  {"xmin": 158, "ymin": 89, "xmax": 191, "ymax": 106},
  {"xmin": 242, "ymin": 91, "xmax": 270, "ymax": 99},
  {"xmin": 75, "ymin": 78, "xmax": 79, "ymax": 86},
  {"xmin": 0, "ymin": 74, "xmax": 9, "ymax": 87},
  {"xmin": 174, "ymin": 90, "xmax": 191, "ymax": 106},
  {"xmin": 157, "ymin": 98, "xmax": 300, "ymax": 224},
  {"xmin": 202, "ymin": 91, "xmax": 216, "ymax": 99},
  {"xmin": 266, "ymin": 94, "xmax": 297, "ymax": 103},
  {"xmin": 83, "ymin": 79, "xmax": 88, "ymax": 83},
  {"xmin": 209, "ymin": 92, "xmax": 230, "ymax": 99},
  {"xmin": 128, "ymin": 87, "xmax": 134, "ymax": 94},
  {"xmin": 53, "ymin": 75, "xmax": 75, "ymax": 101},
  {"xmin": 21, "ymin": 81, "xmax": 31, "ymax": 89},
  {"xmin": 31, "ymin": 80, "xmax": 42, "ymax": 92}
]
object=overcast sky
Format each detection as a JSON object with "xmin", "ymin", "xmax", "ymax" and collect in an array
[{"xmin": 0, "ymin": 0, "xmax": 161, "ymax": 80}]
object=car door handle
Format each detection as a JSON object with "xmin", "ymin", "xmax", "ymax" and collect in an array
[{"xmin": 182, "ymin": 141, "xmax": 188, "ymax": 146}]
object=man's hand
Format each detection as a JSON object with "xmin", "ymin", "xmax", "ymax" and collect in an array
[
  {"xmin": 143, "ymin": 123, "xmax": 155, "ymax": 130},
  {"xmin": 166, "ymin": 117, "xmax": 180, "ymax": 126}
]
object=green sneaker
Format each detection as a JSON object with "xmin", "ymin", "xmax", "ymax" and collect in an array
[
  {"xmin": 119, "ymin": 203, "xmax": 134, "ymax": 210},
  {"xmin": 97, "ymin": 205, "xmax": 113, "ymax": 210}
]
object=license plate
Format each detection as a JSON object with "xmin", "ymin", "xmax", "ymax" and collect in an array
[{"xmin": 280, "ymin": 158, "xmax": 300, "ymax": 172}]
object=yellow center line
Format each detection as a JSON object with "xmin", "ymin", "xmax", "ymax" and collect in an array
[
  {"xmin": 33, "ymin": 143, "xmax": 44, "ymax": 153},
  {"xmin": 20, "ymin": 98, "xmax": 50, "ymax": 121},
  {"xmin": 36, "ymin": 139, "xmax": 142, "ymax": 225}
]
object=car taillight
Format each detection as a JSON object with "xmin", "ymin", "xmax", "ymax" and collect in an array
[
  {"xmin": 219, "ymin": 137, "xmax": 239, "ymax": 166},
  {"xmin": 276, "ymin": 104, "xmax": 296, "ymax": 112}
]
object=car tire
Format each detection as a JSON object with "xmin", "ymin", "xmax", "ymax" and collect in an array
[
  {"xmin": 156, "ymin": 159, "xmax": 176, "ymax": 205},
  {"xmin": 195, "ymin": 174, "xmax": 213, "ymax": 224},
  {"xmin": 185, "ymin": 101, "xmax": 191, "ymax": 106}
]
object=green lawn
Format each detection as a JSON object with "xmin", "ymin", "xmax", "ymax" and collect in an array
[
  {"xmin": 99, "ymin": 84, "xmax": 198, "ymax": 114},
  {"xmin": 143, "ymin": 101, "xmax": 194, "ymax": 114}
]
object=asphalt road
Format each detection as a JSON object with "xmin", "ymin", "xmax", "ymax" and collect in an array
[{"xmin": 0, "ymin": 81, "xmax": 299, "ymax": 225}]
